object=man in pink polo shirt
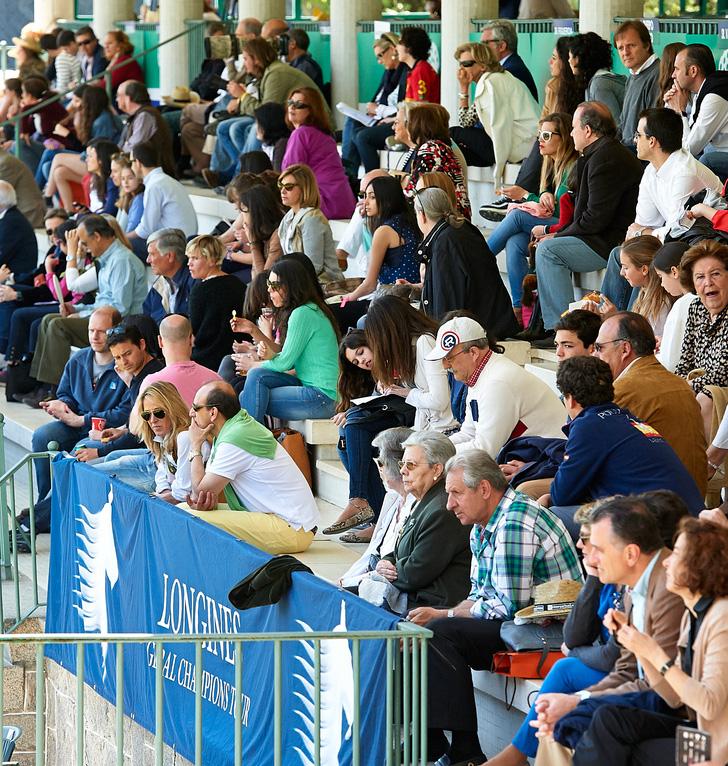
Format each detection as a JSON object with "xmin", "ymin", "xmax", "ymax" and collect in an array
[{"xmin": 141, "ymin": 314, "xmax": 221, "ymax": 405}]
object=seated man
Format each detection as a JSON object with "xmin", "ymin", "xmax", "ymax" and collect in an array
[
  {"xmin": 407, "ymin": 448, "xmax": 581, "ymax": 766},
  {"xmin": 185, "ymin": 381, "xmax": 319, "ymax": 554},
  {"xmin": 545, "ymin": 356, "xmax": 704, "ymax": 537},
  {"xmin": 594, "ymin": 312, "xmax": 707, "ymax": 494},
  {"xmin": 554, "ymin": 309, "xmax": 601, "ymax": 362},
  {"xmin": 142, "ymin": 228, "xmax": 196, "ymax": 323},
  {"xmin": 286, "ymin": 29, "xmax": 324, "ymax": 91},
  {"xmin": 0, "ymin": 180, "xmax": 39, "ymax": 278},
  {"xmin": 531, "ymin": 496, "xmax": 683, "ymax": 764},
  {"xmin": 426, "ymin": 316, "xmax": 566, "ymax": 457},
  {"xmin": 535, "ymin": 102, "xmax": 643, "ymax": 343},
  {"xmin": 24, "ymin": 307, "xmax": 130, "ymax": 536},
  {"xmin": 28, "ymin": 215, "xmax": 148, "ymax": 402}
]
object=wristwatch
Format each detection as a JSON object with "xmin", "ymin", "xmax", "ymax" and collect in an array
[
  {"xmin": 447, "ymin": 608, "xmax": 455, "ymax": 618},
  {"xmin": 659, "ymin": 657, "xmax": 676, "ymax": 676},
  {"xmin": 576, "ymin": 690, "xmax": 592, "ymax": 701},
  {"xmin": 188, "ymin": 451, "xmax": 202, "ymax": 462}
]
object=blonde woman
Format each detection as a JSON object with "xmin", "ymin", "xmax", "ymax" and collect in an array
[
  {"xmin": 276, "ymin": 164, "xmax": 343, "ymax": 282},
  {"xmin": 186, "ymin": 235, "xmax": 246, "ymax": 371}
]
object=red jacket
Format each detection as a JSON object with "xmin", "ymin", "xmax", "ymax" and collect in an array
[
  {"xmin": 20, "ymin": 99, "xmax": 69, "ymax": 142},
  {"xmin": 108, "ymin": 54, "xmax": 145, "ymax": 94},
  {"xmin": 405, "ymin": 60, "xmax": 440, "ymax": 103}
]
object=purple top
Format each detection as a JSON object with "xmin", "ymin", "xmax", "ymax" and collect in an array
[{"xmin": 282, "ymin": 125, "xmax": 356, "ymax": 220}]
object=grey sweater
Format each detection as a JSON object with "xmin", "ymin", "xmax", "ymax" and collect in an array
[
  {"xmin": 619, "ymin": 58, "xmax": 660, "ymax": 149},
  {"xmin": 587, "ymin": 71, "xmax": 627, "ymax": 126}
]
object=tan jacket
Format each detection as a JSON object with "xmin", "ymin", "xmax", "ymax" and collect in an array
[
  {"xmin": 646, "ymin": 598, "xmax": 728, "ymax": 763},
  {"xmin": 588, "ymin": 548, "xmax": 684, "ymax": 695},
  {"xmin": 614, "ymin": 355, "xmax": 708, "ymax": 494}
]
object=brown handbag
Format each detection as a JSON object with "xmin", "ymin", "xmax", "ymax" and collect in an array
[{"xmin": 273, "ymin": 428, "xmax": 312, "ymax": 488}]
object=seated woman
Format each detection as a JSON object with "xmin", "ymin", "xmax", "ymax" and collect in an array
[
  {"xmin": 238, "ymin": 258, "xmax": 340, "ymax": 423},
  {"xmin": 485, "ymin": 112, "xmax": 578, "ymax": 324},
  {"xmin": 84, "ymin": 139, "xmax": 121, "ymax": 215},
  {"xmin": 450, "ymin": 42, "xmax": 539, "ymax": 184},
  {"xmin": 102, "ymin": 30, "xmax": 145, "ymax": 96},
  {"xmin": 277, "ymin": 164, "xmax": 344, "ymax": 283},
  {"xmin": 360, "ymin": 431, "xmax": 470, "ymax": 613},
  {"xmin": 572, "ymin": 517, "xmax": 728, "ymax": 765},
  {"xmin": 569, "ymin": 32, "xmax": 626, "ymax": 125},
  {"xmin": 339, "ymin": 175, "xmax": 421, "ymax": 306},
  {"xmin": 237, "ymin": 183, "xmax": 285, "ymax": 277},
  {"xmin": 187, "ymin": 235, "xmax": 246, "ymax": 372},
  {"xmin": 280, "ymin": 86, "xmax": 356, "ymax": 220},
  {"xmin": 414, "ymin": 187, "xmax": 520, "ymax": 340},
  {"xmin": 653, "ymin": 242, "xmax": 694, "ymax": 372},
  {"xmin": 253, "ymin": 101, "xmax": 290, "ymax": 172},
  {"xmin": 402, "ymin": 102, "xmax": 471, "ymax": 218},
  {"xmin": 339, "ymin": 426, "xmax": 416, "ymax": 587},
  {"xmin": 114, "ymin": 155, "xmax": 145, "ymax": 254},
  {"xmin": 325, "ymin": 296, "xmax": 458, "ymax": 539}
]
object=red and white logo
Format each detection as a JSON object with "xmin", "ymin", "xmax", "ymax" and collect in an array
[{"xmin": 440, "ymin": 331, "xmax": 460, "ymax": 351}]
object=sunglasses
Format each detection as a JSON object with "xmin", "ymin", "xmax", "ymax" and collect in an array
[
  {"xmin": 398, "ymin": 460, "xmax": 426, "ymax": 471},
  {"xmin": 459, "ymin": 60, "xmax": 477, "ymax": 68},
  {"xmin": 267, "ymin": 280, "xmax": 283, "ymax": 292},
  {"xmin": 537, "ymin": 130, "xmax": 560, "ymax": 141},
  {"xmin": 191, "ymin": 403, "xmax": 213, "ymax": 412},
  {"xmin": 277, "ymin": 181, "xmax": 298, "ymax": 191},
  {"xmin": 77, "ymin": 39, "xmax": 93, "ymax": 46},
  {"xmin": 140, "ymin": 408, "xmax": 166, "ymax": 421},
  {"xmin": 105, "ymin": 325, "xmax": 127, "ymax": 338},
  {"xmin": 287, "ymin": 99, "xmax": 310, "ymax": 110}
]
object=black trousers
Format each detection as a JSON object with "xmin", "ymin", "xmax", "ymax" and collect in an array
[
  {"xmin": 427, "ymin": 616, "xmax": 504, "ymax": 732},
  {"xmin": 450, "ymin": 126, "xmax": 495, "ymax": 168},
  {"xmin": 573, "ymin": 703, "xmax": 690, "ymax": 766}
]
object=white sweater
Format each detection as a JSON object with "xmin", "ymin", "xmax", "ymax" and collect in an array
[
  {"xmin": 405, "ymin": 334, "xmax": 459, "ymax": 432},
  {"xmin": 450, "ymin": 353, "xmax": 566, "ymax": 458}
]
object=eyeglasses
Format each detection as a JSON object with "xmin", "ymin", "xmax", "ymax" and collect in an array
[
  {"xmin": 277, "ymin": 181, "xmax": 298, "ymax": 191},
  {"xmin": 459, "ymin": 60, "xmax": 477, "ymax": 68},
  {"xmin": 398, "ymin": 460, "xmax": 428, "ymax": 471},
  {"xmin": 633, "ymin": 131, "xmax": 651, "ymax": 142},
  {"xmin": 191, "ymin": 403, "xmax": 214, "ymax": 412},
  {"xmin": 267, "ymin": 280, "xmax": 283, "ymax": 292},
  {"xmin": 140, "ymin": 408, "xmax": 166, "ymax": 421},
  {"xmin": 537, "ymin": 130, "xmax": 560, "ymax": 141},
  {"xmin": 77, "ymin": 38, "xmax": 93, "ymax": 46},
  {"xmin": 375, "ymin": 48, "xmax": 391, "ymax": 59},
  {"xmin": 287, "ymin": 99, "xmax": 310, "ymax": 110},
  {"xmin": 483, "ymin": 37, "xmax": 503, "ymax": 45},
  {"xmin": 105, "ymin": 326, "xmax": 127, "ymax": 339},
  {"xmin": 443, "ymin": 347, "xmax": 468, "ymax": 365},
  {"xmin": 593, "ymin": 338, "xmax": 627, "ymax": 352}
]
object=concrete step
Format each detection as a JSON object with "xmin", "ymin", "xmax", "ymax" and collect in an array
[
  {"xmin": 314, "ymin": 459, "xmax": 348, "ymax": 509},
  {"xmin": 288, "ymin": 418, "xmax": 339, "ymax": 445},
  {"xmin": 528, "ymin": 347, "xmax": 558, "ymax": 371}
]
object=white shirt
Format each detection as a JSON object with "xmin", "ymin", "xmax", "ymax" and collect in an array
[
  {"xmin": 207, "ymin": 442, "xmax": 319, "ymax": 531},
  {"xmin": 630, "ymin": 53, "xmax": 657, "ymax": 77},
  {"xmin": 406, "ymin": 334, "xmax": 459, "ymax": 432},
  {"xmin": 337, "ymin": 211, "xmax": 369, "ymax": 278},
  {"xmin": 635, "ymin": 148, "xmax": 723, "ymax": 241},
  {"xmin": 683, "ymin": 80, "xmax": 728, "ymax": 155},
  {"xmin": 450, "ymin": 353, "xmax": 566, "ymax": 458},
  {"xmin": 656, "ymin": 292, "xmax": 696, "ymax": 373},
  {"xmin": 629, "ymin": 550, "xmax": 661, "ymax": 678},
  {"xmin": 136, "ymin": 167, "xmax": 199, "ymax": 240}
]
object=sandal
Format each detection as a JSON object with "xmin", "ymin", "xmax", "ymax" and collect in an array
[
  {"xmin": 338, "ymin": 525, "xmax": 374, "ymax": 544},
  {"xmin": 322, "ymin": 502, "xmax": 375, "ymax": 535}
]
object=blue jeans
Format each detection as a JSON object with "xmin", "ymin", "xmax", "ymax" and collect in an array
[
  {"xmin": 14, "ymin": 139, "xmax": 45, "ymax": 174},
  {"xmin": 487, "ymin": 209, "xmax": 558, "ymax": 307},
  {"xmin": 535, "ymin": 237, "xmax": 607, "ymax": 329},
  {"xmin": 210, "ymin": 116, "xmax": 254, "ymax": 174},
  {"xmin": 240, "ymin": 367, "xmax": 336, "ymax": 423},
  {"xmin": 342, "ymin": 117, "xmax": 366, "ymax": 172},
  {"xmin": 512, "ymin": 656, "xmax": 607, "ymax": 758},
  {"xmin": 600, "ymin": 246, "xmax": 639, "ymax": 311},
  {"xmin": 5, "ymin": 304, "xmax": 60, "ymax": 356},
  {"xmin": 700, "ymin": 149, "xmax": 728, "ymax": 183},
  {"xmin": 93, "ymin": 449, "xmax": 157, "ymax": 493},
  {"xmin": 549, "ymin": 504, "xmax": 581, "ymax": 542}
]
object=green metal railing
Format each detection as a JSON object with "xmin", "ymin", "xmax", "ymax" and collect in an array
[{"xmin": 0, "ymin": 625, "xmax": 430, "ymax": 766}]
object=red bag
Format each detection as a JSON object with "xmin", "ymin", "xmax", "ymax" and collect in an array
[{"xmin": 492, "ymin": 649, "xmax": 564, "ymax": 680}]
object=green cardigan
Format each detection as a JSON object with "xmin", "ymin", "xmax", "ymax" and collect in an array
[{"xmin": 526, "ymin": 165, "xmax": 573, "ymax": 217}]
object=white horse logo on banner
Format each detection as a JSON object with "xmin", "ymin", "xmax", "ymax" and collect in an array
[
  {"xmin": 293, "ymin": 601, "xmax": 355, "ymax": 765},
  {"xmin": 72, "ymin": 485, "xmax": 119, "ymax": 680}
]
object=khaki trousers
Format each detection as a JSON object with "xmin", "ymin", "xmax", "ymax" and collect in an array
[
  {"xmin": 534, "ymin": 737, "xmax": 574, "ymax": 766},
  {"xmin": 31, "ymin": 314, "xmax": 91, "ymax": 386}
]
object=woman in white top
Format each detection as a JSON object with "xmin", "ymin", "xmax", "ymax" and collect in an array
[{"xmin": 652, "ymin": 241, "xmax": 695, "ymax": 372}]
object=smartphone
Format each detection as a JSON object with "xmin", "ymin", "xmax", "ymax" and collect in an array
[{"xmin": 676, "ymin": 726, "xmax": 710, "ymax": 765}]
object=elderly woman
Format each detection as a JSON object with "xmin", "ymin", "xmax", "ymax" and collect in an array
[
  {"xmin": 674, "ymin": 240, "xmax": 728, "ymax": 439},
  {"xmin": 372, "ymin": 431, "xmax": 471, "ymax": 611},
  {"xmin": 553, "ymin": 517, "xmax": 728, "ymax": 764},
  {"xmin": 187, "ymin": 235, "xmax": 246, "ymax": 371},
  {"xmin": 414, "ymin": 187, "xmax": 519, "ymax": 340},
  {"xmin": 339, "ymin": 427, "xmax": 415, "ymax": 587},
  {"xmin": 450, "ymin": 42, "xmax": 539, "ymax": 186}
]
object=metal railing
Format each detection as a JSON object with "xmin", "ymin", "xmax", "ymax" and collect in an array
[{"xmin": 1, "ymin": 625, "xmax": 431, "ymax": 766}]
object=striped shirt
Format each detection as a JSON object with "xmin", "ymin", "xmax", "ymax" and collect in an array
[{"xmin": 468, "ymin": 487, "xmax": 582, "ymax": 620}]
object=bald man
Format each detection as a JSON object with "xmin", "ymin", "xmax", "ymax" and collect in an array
[
  {"xmin": 261, "ymin": 18, "xmax": 289, "ymax": 44},
  {"xmin": 140, "ymin": 314, "xmax": 221, "ymax": 406}
]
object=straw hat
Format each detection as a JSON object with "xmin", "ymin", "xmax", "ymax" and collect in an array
[
  {"xmin": 162, "ymin": 86, "xmax": 201, "ymax": 108},
  {"xmin": 514, "ymin": 579, "xmax": 582, "ymax": 625},
  {"xmin": 9, "ymin": 34, "xmax": 43, "ymax": 58}
]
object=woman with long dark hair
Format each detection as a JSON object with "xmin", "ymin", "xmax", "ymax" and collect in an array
[
  {"xmin": 569, "ymin": 32, "xmax": 626, "ymax": 123},
  {"xmin": 253, "ymin": 102, "xmax": 291, "ymax": 171},
  {"xmin": 237, "ymin": 183, "xmax": 285, "ymax": 276},
  {"xmin": 238, "ymin": 258, "xmax": 340, "ymax": 423},
  {"xmin": 85, "ymin": 138, "xmax": 121, "ymax": 215},
  {"xmin": 324, "ymin": 295, "xmax": 457, "ymax": 540}
]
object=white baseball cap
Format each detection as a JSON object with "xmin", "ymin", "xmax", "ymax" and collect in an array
[{"xmin": 426, "ymin": 317, "xmax": 487, "ymax": 360}]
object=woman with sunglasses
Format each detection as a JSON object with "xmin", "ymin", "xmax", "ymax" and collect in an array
[
  {"xmin": 280, "ymin": 87, "xmax": 355, "ymax": 220},
  {"xmin": 485, "ymin": 112, "xmax": 578, "ymax": 325},
  {"xmin": 276, "ymin": 163, "xmax": 344, "ymax": 283},
  {"xmin": 236, "ymin": 258, "xmax": 340, "ymax": 424},
  {"xmin": 187, "ymin": 235, "xmax": 246, "ymax": 372}
]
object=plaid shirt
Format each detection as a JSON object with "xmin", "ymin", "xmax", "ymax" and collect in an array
[{"xmin": 468, "ymin": 487, "xmax": 583, "ymax": 620}]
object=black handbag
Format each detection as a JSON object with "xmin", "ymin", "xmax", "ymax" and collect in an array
[
  {"xmin": 347, "ymin": 394, "xmax": 416, "ymax": 427},
  {"xmin": 5, "ymin": 361, "xmax": 35, "ymax": 403}
]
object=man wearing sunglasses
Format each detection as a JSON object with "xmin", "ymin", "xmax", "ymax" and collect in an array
[{"xmin": 74, "ymin": 26, "xmax": 107, "ymax": 81}]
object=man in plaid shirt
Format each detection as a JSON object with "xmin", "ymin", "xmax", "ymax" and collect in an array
[{"xmin": 408, "ymin": 449, "xmax": 581, "ymax": 766}]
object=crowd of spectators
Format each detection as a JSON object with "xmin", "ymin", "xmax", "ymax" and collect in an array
[{"xmin": 4, "ymin": 13, "xmax": 728, "ymax": 766}]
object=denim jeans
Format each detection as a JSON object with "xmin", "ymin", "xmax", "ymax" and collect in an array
[
  {"xmin": 700, "ymin": 149, "xmax": 728, "ymax": 183},
  {"xmin": 535, "ymin": 237, "xmax": 607, "ymax": 329},
  {"xmin": 341, "ymin": 116, "xmax": 366, "ymax": 174},
  {"xmin": 549, "ymin": 504, "xmax": 581, "ymax": 542},
  {"xmin": 210, "ymin": 116, "xmax": 254, "ymax": 173},
  {"xmin": 487, "ymin": 209, "xmax": 558, "ymax": 307},
  {"xmin": 240, "ymin": 367, "xmax": 336, "ymax": 423},
  {"xmin": 93, "ymin": 449, "xmax": 157, "ymax": 493},
  {"xmin": 600, "ymin": 246, "xmax": 639, "ymax": 311},
  {"xmin": 6, "ymin": 304, "xmax": 60, "ymax": 356},
  {"xmin": 512, "ymin": 657, "xmax": 607, "ymax": 758}
]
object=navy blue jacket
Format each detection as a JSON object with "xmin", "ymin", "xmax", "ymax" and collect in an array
[
  {"xmin": 56, "ymin": 347, "xmax": 131, "ymax": 430},
  {"xmin": 0, "ymin": 206, "xmax": 38, "ymax": 277},
  {"xmin": 550, "ymin": 402, "xmax": 704, "ymax": 514},
  {"xmin": 503, "ymin": 52, "xmax": 538, "ymax": 102},
  {"xmin": 142, "ymin": 265, "xmax": 196, "ymax": 324}
]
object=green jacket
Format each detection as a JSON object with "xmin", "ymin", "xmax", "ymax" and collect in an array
[{"xmin": 239, "ymin": 60, "xmax": 325, "ymax": 117}]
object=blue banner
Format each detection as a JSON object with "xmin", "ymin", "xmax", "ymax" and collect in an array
[{"xmin": 46, "ymin": 458, "xmax": 401, "ymax": 765}]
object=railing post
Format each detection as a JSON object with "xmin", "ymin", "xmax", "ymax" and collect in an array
[
  {"xmin": 35, "ymin": 642, "xmax": 45, "ymax": 766},
  {"xmin": 0, "ymin": 413, "xmax": 11, "ymax": 579},
  {"xmin": 76, "ymin": 643, "xmax": 85, "ymax": 765},
  {"xmin": 0, "ymin": 41, "xmax": 7, "ymax": 86},
  {"xmin": 155, "ymin": 641, "xmax": 164, "ymax": 765}
]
